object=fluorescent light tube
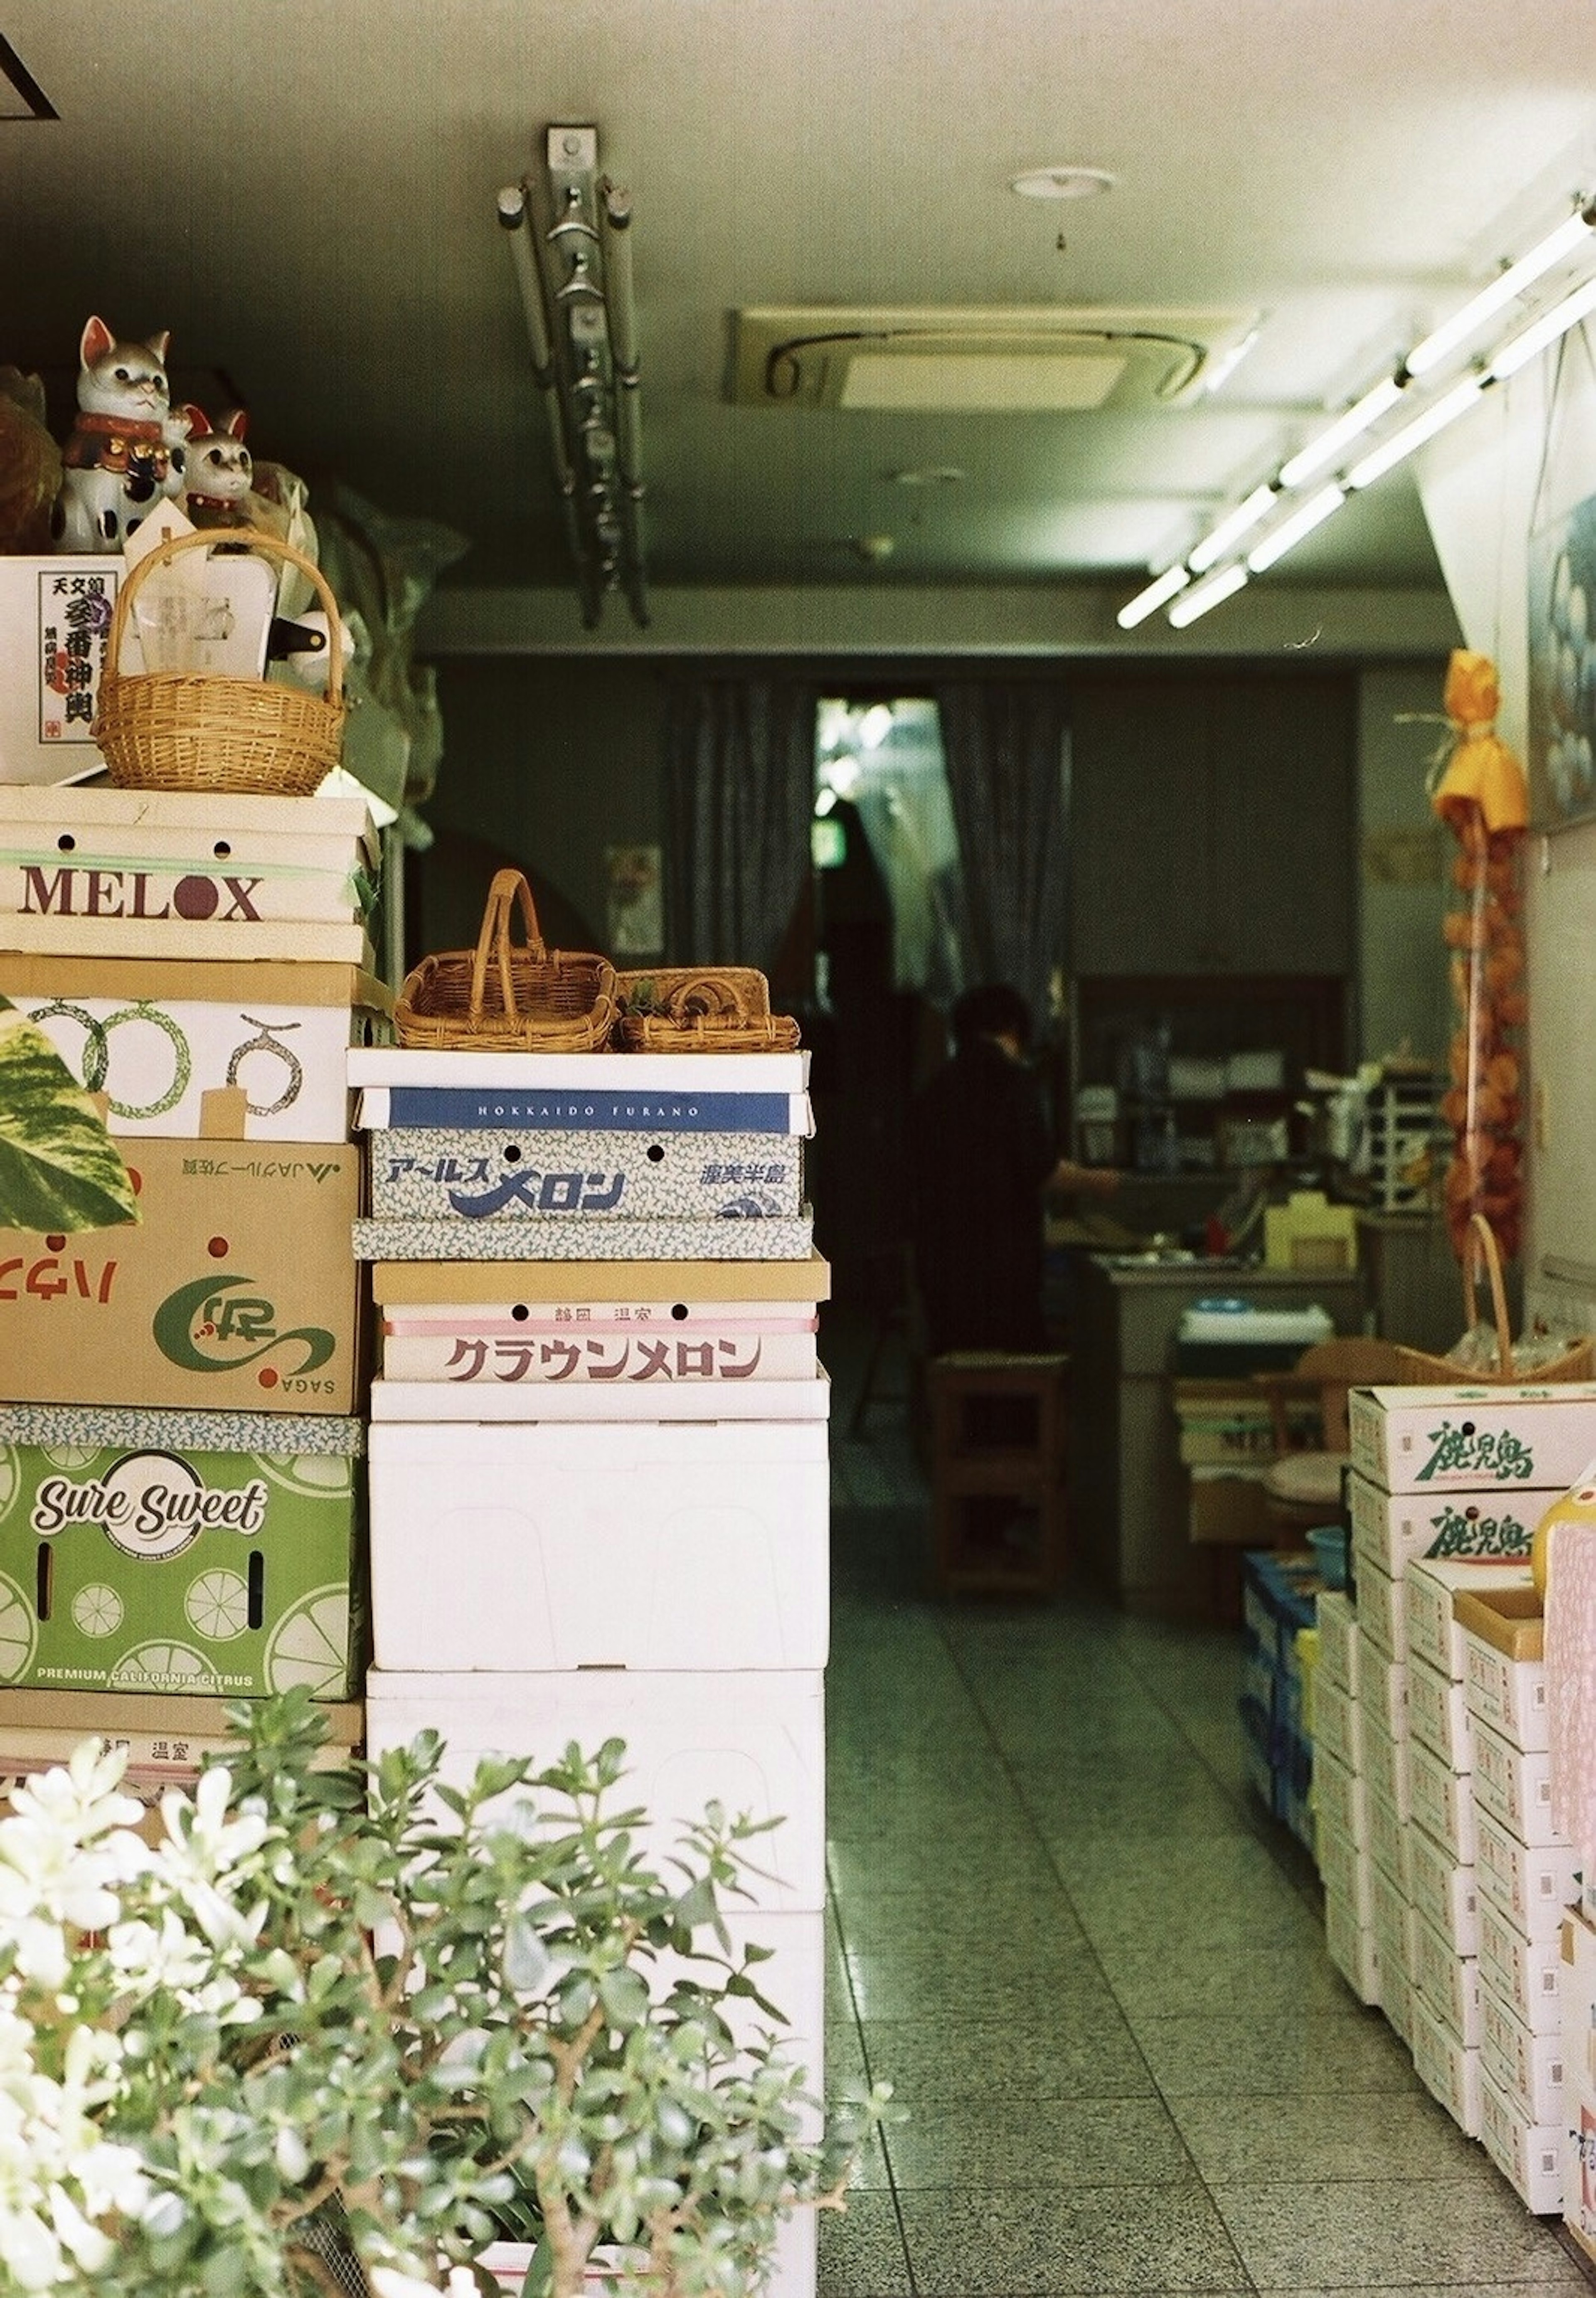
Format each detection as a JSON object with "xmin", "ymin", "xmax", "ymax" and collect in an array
[
  {"xmin": 1246, "ymin": 484, "xmax": 1345, "ymax": 571},
  {"xmin": 1278, "ymin": 377, "xmax": 1405, "ymax": 489},
  {"xmin": 1408, "ymin": 206, "xmax": 1595, "ymax": 378},
  {"xmin": 1189, "ymin": 485, "xmax": 1278, "ymax": 573},
  {"xmin": 1490, "ymin": 272, "xmax": 1596, "ymax": 379},
  {"xmin": 1346, "ymin": 376, "xmax": 1483, "ymax": 488},
  {"xmin": 1167, "ymin": 562, "xmax": 1248, "ymax": 628},
  {"xmin": 1116, "ymin": 564, "xmax": 1191, "ymax": 630}
]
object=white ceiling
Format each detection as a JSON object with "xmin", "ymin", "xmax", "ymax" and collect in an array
[{"xmin": 5, "ymin": 0, "xmax": 1596, "ymax": 622}]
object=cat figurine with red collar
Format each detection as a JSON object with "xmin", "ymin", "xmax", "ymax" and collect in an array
[
  {"xmin": 54, "ymin": 316, "xmax": 184, "ymax": 552},
  {"xmin": 180, "ymin": 404, "xmax": 253, "ymax": 529}
]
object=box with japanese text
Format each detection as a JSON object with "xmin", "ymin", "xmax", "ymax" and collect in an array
[
  {"xmin": 1349, "ymin": 1384, "xmax": 1596, "ymax": 1496},
  {"xmin": 1473, "ymin": 1804, "xmax": 1578, "ymax": 1941},
  {"xmin": 366, "ymin": 1128, "xmax": 803, "ymax": 1223},
  {"xmin": 367, "ymin": 1417, "xmax": 828, "ymax": 1673},
  {"xmin": 0, "ymin": 1403, "xmax": 361, "ymax": 1698},
  {"xmin": 0, "ymin": 784, "xmax": 377, "ymax": 927},
  {"xmin": 1472, "ymin": 1719, "xmax": 1557, "ymax": 1846},
  {"xmin": 365, "ymin": 1667, "xmax": 825, "ymax": 1912},
  {"xmin": 0, "ymin": 1139, "xmax": 362, "ymax": 1413},
  {"xmin": 354, "ymin": 1212, "xmax": 815, "ymax": 1264},
  {"xmin": 1409, "ymin": 1821, "xmax": 1479, "ymax": 1955},
  {"xmin": 1481, "ymin": 1898, "xmax": 1563, "ymax": 2033},
  {"xmin": 1482, "ymin": 1984, "xmax": 1564, "ymax": 2124},
  {"xmin": 1479, "ymin": 2071, "xmax": 1563, "ymax": 2213},
  {"xmin": 1354, "ymin": 1555, "xmax": 1403, "ymax": 1662},
  {"xmin": 0, "ymin": 557, "xmax": 119, "ymax": 786},
  {"xmin": 1347, "ymin": 1468, "xmax": 1546, "ymax": 1579},
  {"xmin": 1317, "ymin": 1819, "xmax": 1374, "ymax": 1928},
  {"xmin": 1371, "ymin": 1862, "xmax": 1417, "ymax": 1986},
  {"xmin": 1456, "ymin": 1587, "xmax": 1549, "ymax": 1751},
  {"xmin": 1357, "ymin": 1644, "xmax": 1407, "ymax": 1741},
  {"xmin": 1323, "ymin": 1885, "xmax": 1381, "ymax": 2005},
  {"xmin": 1367, "ymin": 1782, "xmax": 1409, "ymax": 1893},
  {"xmin": 1409, "ymin": 1734, "xmax": 1478, "ymax": 1863},
  {"xmin": 378, "ymin": 1296, "xmax": 819, "ymax": 1386},
  {"xmin": 1407, "ymin": 1654, "xmax": 1474, "ymax": 1772},
  {"xmin": 2, "ymin": 954, "xmax": 388, "ymax": 1140},
  {"xmin": 1313, "ymin": 1749, "xmax": 1368, "ymax": 1850},
  {"xmin": 1406, "ymin": 1557, "xmax": 1535, "ymax": 1680},
  {"xmin": 1409, "ymin": 1990, "xmax": 1482, "ymax": 2135},
  {"xmin": 1363, "ymin": 1715, "xmax": 1411, "ymax": 1820},
  {"xmin": 1411, "ymin": 1908, "xmax": 1481, "ymax": 2047},
  {"xmin": 1315, "ymin": 1588, "xmax": 1361, "ymax": 1696}
]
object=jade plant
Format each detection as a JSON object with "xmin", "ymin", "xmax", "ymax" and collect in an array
[{"xmin": 0, "ymin": 1692, "xmax": 892, "ymax": 2298}]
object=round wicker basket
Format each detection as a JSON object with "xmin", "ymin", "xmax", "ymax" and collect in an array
[{"xmin": 93, "ymin": 526, "xmax": 345, "ymax": 797}]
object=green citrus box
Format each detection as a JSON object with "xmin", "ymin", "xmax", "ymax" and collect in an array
[{"xmin": 0, "ymin": 1403, "xmax": 363, "ymax": 1698}]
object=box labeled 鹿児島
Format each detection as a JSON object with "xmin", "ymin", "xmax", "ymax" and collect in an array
[
  {"xmin": 0, "ymin": 1402, "xmax": 362, "ymax": 1698},
  {"xmin": 1348, "ymin": 1384, "xmax": 1596, "ymax": 1496},
  {"xmin": 1347, "ymin": 1470, "xmax": 1544, "ymax": 1579}
]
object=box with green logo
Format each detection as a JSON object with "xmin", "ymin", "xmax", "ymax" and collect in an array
[
  {"xmin": 0, "ymin": 1403, "xmax": 363, "ymax": 1698},
  {"xmin": 1349, "ymin": 1383, "xmax": 1596, "ymax": 1495},
  {"xmin": 0, "ymin": 1138, "xmax": 362, "ymax": 1414}
]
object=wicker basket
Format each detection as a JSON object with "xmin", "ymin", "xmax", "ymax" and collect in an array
[
  {"xmin": 614, "ymin": 966, "xmax": 801, "ymax": 1054},
  {"xmin": 1395, "ymin": 1212, "xmax": 1595, "ymax": 1386},
  {"xmin": 94, "ymin": 527, "xmax": 345, "ymax": 797},
  {"xmin": 396, "ymin": 869, "xmax": 618, "ymax": 1052}
]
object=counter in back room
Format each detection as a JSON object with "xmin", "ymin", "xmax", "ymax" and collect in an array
[{"xmin": 1072, "ymin": 1252, "xmax": 1366, "ymax": 1618}]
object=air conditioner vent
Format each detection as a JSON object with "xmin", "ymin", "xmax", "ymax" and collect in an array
[{"xmin": 730, "ymin": 306, "xmax": 1261, "ymax": 412}]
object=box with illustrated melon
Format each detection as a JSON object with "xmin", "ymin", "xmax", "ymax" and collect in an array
[{"xmin": 0, "ymin": 1402, "xmax": 362, "ymax": 1699}]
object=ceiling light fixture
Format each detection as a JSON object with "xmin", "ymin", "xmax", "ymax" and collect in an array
[
  {"xmin": 1489, "ymin": 271, "xmax": 1596, "ymax": 379},
  {"xmin": 1187, "ymin": 483, "xmax": 1279, "ymax": 573},
  {"xmin": 1278, "ymin": 375, "xmax": 1406, "ymax": 490},
  {"xmin": 1406, "ymin": 200, "xmax": 1596, "ymax": 378},
  {"xmin": 1167, "ymin": 563, "xmax": 1249, "ymax": 629},
  {"xmin": 1200, "ymin": 325, "xmax": 1261, "ymax": 398},
  {"xmin": 498, "ymin": 125, "xmax": 648, "ymax": 630},
  {"xmin": 1009, "ymin": 166, "xmax": 1117, "ymax": 201},
  {"xmin": 1116, "ymin": 563, "xmax": 1192, "ymax": 630},
  {"xmin": 1345, "ymin": 375, "xmax": 1484, "ymax": 489},
  {"xmin": 1246, "ymin": 483, "xmax": 1346, "ymax": 571}
]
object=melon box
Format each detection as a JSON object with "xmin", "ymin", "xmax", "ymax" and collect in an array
[{"xmin": 0, "ymin": 1403, "xmax": 362, "ymax": 1698}]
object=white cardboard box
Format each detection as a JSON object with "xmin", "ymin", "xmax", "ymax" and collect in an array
[
  {"xmin": 1472, "ymin": 1721, "xmax": 1558, "ymax": 1847},
  {"xmin": 1355, "ymin": 1558, "xmax": 1403, "ymax": 1662},
  {"xmin": 1358, "ymin": 1645, "xmax": 1408, "ymax": 1741},
  {"xmin": 1316, "ymin": 1589, "xmax": 1361, "ymax": 1697},
  {"xmin": 1367, "ymin": 1783, "xmax": 1410, "ymax": 1894},
  {"xmin": 0, "ymin": 557, "xmax": 119, "ymax": 784},
  {"xmin": 1312, "ymin": 1673, "xmax": 1364, "ymax": 1777},
  {"xmin": 367, "ymin": 1374, "xmax": 832, "ymax": 1424},
  {"xmin": 366, "ymin": 1419, "xmax": 829, "ymax": 1673},
  {"xmin": 1409, "ymin": 1990, "xmax": 1483, "ymax": 2136},
  {"xmin": 1313, "ymin": 1749, "xmax": 1368, "ymax": 1850},
  {"xmin": 1473, "ymin": 1805, "xmax": 1579, "ymax": 1941},
  {"xmin": 1363, "ymin": 1716, "xmax": 1412, "ymax": 1822},
  {"xmin": 349, "ymin": 1047, "xmax": 810, "ymax": 1095},
  {"xmin": 1371, "ymin": 1862, "xmax": 1418, "ymax": 1985},
  {"xmin": 1479, "ymin": 2069, "xmax": 1564, "ymax": 2214},
  {"xmin": 1347, "ymin": 1469, "xmax": 1546, "ymax": 1579},
  {"xmin": 1563, "ymin": 1911, "xmax": 1596, "ymax": 2100},
  {"xmin": 1407, "ymin": 1654, "xmax": 1475, "ymax": 1772},
  {"xmin": 365, "ymin": 1669, "xmax": 825, "ymax": 1913},
  {"xmin": 1409, "ymin": 1825, "xmax": 1480, "ymax": 1957},
  {"xmin": 1323, "ymin": 1887, "xmax": 1381, "ymax": 2006},
  {"xmin": 2, "ymin": 953, "xmax": 387, "ymax": 1138},
  {"xmin": 1463, "ymin": 1629, "xmax": 1550, "ymax": 1754},
  {"xmin": 367, "ymin": 1128, "xmax": 804, "ymax": 1224},
  {"xmin": 0, "ymin": 783, "xmax": 376, "ymax": 925},
  {"xmin": 1349, "ymin": 1384, "xmax": 1596, "ymax": 1496},
  {"xmin": 1383, "ymin": 1963, "xmax": 1415, "ymax": 2049},
  {"xmin": 1406, "ymin": 1557, "xmax": 1535, "ymax": 1682},
  {"xmin": 1409, "ymin": 1734, "xmax": 1479, "ymax": 1866},
  {"xmin": 1411, "ymin": 1909, "xmax": 1482, "ymax": 2048},
  {"xmin": 1317, "ymin": 1819, "xmax": 1374, "ymax": 1929},
  {"xmin": 380, "ymin": 1303, "xmax": 820, "ymax": 1387},
  {"xmin": 1480, "ymin": 1899, "xmax": 1564, "ymax": 2035},
  {"xmin": 1481, "ymin": 1985, "xmax": 1564, "ymax": 2125}
]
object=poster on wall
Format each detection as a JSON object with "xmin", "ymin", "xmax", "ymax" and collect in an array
[
  {"xmin": 1528, "ymin": 493, "xmax": 1596, "ymax": 829},
  {"xmin": 605, "ymin": 843, "xmax": 664, "ymax": 956}
]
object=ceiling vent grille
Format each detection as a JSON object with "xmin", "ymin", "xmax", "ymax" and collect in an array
[{"xmin": 731, "ymin": 306, "xmax": 1261, "ymax": 412}]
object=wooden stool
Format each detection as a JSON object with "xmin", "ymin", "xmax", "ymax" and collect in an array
[{"xmin": 929, "ymin": 1352, "xmax": 1070, "ymax": 1597}]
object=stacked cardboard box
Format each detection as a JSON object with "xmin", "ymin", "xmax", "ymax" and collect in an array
[
  {"xmin": 349, "ymin": 1043, "xmax": 827, "ymax": 2298},
  {"xmin": 0, "ymin": 781, "xmax": 383, "ymax": 1796},
  {"xmin": 1455, "ymin": 1586, "xmax": 1578, "ymax": 2212},
  {"xmin": 1335, "ymin": 1383, "xmax": 1589, "ymax": 2131},
  {"xmin": 1561, "ymin": 1907, "xmax": 1596, "ymax": 2261}
]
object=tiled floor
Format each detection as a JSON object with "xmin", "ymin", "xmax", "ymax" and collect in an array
[{"xmin": 817, "ymin": 1335, "xmax": 1595, "ymax": 2296}]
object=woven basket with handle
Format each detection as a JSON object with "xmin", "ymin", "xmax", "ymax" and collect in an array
[
  {"xmin": 615, "ymin": 966, "xmax": 801, "ymax": 1054},
  {"xmin": 1395, "ymin": 1211, "xmax": 1594, "ymax": 1386},
  {"xmin": 396, "ymin": 869, "xmax": 618, "ymax": 1052},
  {"xmin": 93, "ymin": 526, "xmax": 345, "ymax": 797}
]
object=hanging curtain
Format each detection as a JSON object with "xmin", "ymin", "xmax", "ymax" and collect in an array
[
  {"xmin": 664, "ymin": 677, "xmax": 818, "ymax": 967},
  {"xmin": 933, "ymin": 680, "xmax": 1071, "ymax": 1030}
]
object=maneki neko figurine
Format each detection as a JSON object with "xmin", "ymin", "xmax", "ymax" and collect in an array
[
  {"xmin": 53, "ymin": 315, "xmax": 187, "ymax": 552},
  {"xmin": 180, "ymin": 404, "xmax": 253, "ymax": 529}
]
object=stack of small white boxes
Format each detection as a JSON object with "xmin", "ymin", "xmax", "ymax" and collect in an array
[
  {"xmin": 0, "ymin": 778, "xmax": 382, "ymax": 1792},
  {"xmin": 347, "ymin": 1041, "xmax": 828, "ymax": 2298},
  {"xmin": 1315, "ymin": 1382, "xmax": 1596, "ymax": 2214}
]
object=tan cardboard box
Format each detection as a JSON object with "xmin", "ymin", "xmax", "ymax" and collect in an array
[{"xmin": 0, "ymin": 1139, "xmax": 362, "ymax": 1412}]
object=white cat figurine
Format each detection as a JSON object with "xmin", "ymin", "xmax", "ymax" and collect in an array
[
  {"xmin": 54, "ymin": 316, "xmax": 182, "ymax": 553},
  {"xmin": 180, "ymin": 403, "xmax": 253, "ymax": 529}
]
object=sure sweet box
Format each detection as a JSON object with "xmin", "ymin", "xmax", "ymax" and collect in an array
[
  {"xmin": 0, "ymin": 1139, "xmax": 363, "ymax": 1413},
  {"xmin": 365, "ymin": 1417, "xmax": 828, "ymax": 1673},
  {"xmin": 2, "ymin": 954, "xmax": 389, "ymax": 1139},
  {"xmin": 0, "ymin": 1402, "xmax": 362, "ymax": 1698}
]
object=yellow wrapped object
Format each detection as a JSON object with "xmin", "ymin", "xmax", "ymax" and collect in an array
[{"xmin": 1432, "ymin": 650, "xmax": 1529, "ymax": 833}]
